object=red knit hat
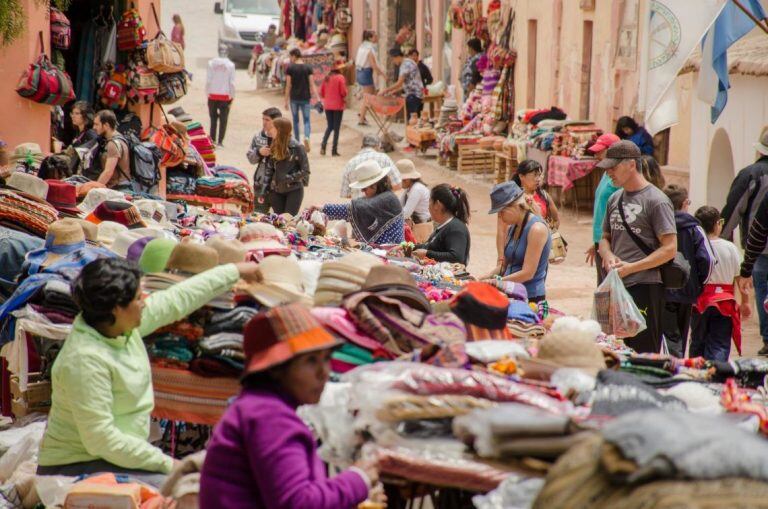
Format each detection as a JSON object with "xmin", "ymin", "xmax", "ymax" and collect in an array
[
  {"xmin": 450, "ymin": 282, "xmax": 510, "ymax": 331},
  {"xmin": 243, "ymin": 304, "xmax": 341, "ymax": 375}
]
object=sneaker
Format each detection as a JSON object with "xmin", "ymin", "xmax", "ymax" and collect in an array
[
  {"xmin": 758, "ymin": 345, "xmax": 768, "ymax": 356},
  {"xmin": 332, "ymin": 150, "xmax": 340, "ymax": 157},
  {"xmin": 303, "ymin": 138, "xmax": 311, "ymax": 153}
]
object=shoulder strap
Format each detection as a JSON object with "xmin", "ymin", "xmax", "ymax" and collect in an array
[
  {"xmin": 109, "ymin": 134, "xmax": 132, "ymax": 181},
  {"xmin": 617, "ymin": 192, "xmax": 653, "ymax": 256}
]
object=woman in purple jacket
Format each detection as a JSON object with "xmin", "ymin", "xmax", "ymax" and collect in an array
[{"xmin": 200, "ymin": 303, "xmax": 380, "ymax": 509}]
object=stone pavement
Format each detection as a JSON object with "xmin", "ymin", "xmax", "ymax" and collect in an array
[{"xmin": 160, "ymin": 0, "xmax": 761, "ymax": 355}]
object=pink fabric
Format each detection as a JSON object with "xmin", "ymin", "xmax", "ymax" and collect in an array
[
  {"xmin": 310, "ymin": 307, "xmax": 382, "ymax": 352},
  {"xmin": 320, "ymin": 74, "xmax": 348, "ymax": 111},
  {"xmin": 547, "ymin": 155, "xmax": 598, "ymax": 191}
]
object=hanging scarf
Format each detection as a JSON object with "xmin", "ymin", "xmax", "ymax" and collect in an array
[{"xmin": 349, "ymin": 190, "xmax": 402, "ymax": 244}]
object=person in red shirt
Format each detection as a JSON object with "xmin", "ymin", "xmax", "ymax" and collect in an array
[{"xmin": 319, "ymin": 63, "xmax": 348, "ymax": 157}]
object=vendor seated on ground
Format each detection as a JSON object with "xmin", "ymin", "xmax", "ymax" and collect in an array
[
  {"xmin": 320, "ymin": 160, "xmax": 404, "ymax": 245},
  {"xmin": 65, "ymin": 101, "xmax": 98, "ymax": 150},
  {"xmin": 412, "ymin": 184, "xmax": 471, "ymax": 265},
  {"xmin": 201, "ymin": 304, "xmax": 383, "ymax": 509},
  {"xmin": 398, "ymin": 159, "xmax": 431, "ymax": 225},
  {"xmin": 160, "ymin": 122, "xmax": 205, "ymax": 200},
  {"xmin": 93, "ymin": 110, "xmax": 132, "ymax": 192},
  {"xmin": 36, "ymin": 258, "xmax": 262, "ymax": 487},
  {"xmin": 512, "ymin": 159, "xmax": 560, "ymax": 228},
  {"xmin": 483, "ymin": 181, "xmax": 551, "ymax": 303}
]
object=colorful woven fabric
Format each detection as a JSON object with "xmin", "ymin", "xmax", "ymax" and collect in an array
[
  {"xmin": 151, "ymin": 366, "xmax": 239, "ymax": 425},
  {"xmin": 0, "ymin": 189, "xmax": 59, "ymax": 237}
]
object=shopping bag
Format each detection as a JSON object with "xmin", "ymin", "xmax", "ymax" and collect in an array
[{"xmin": 592, "ymin": 269, "xmax": 647, "ymax": 338}]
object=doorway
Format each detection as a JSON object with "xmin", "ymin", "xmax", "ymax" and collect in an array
[{"xmin": 707, "ymin": 128, "xmax": 735, "ymax": 210}]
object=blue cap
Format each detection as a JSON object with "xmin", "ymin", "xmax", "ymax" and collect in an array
[{"xmin": 488, "ymin": 181, "xmax": 524, "ymax": 214}]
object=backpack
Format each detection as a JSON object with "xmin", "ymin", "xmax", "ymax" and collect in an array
[
  {"xmin": 115, "ymin": 133, "xmax": 162, "ymax": 193},
  {"xmin": 127, "ymin": 63, "xmax": 159, "ymax": 104},
  {"xmin": 16, "ymin": 53, "xmax": 75, "ymax": 106},
  {"xmin": 50, "ymin": 8, "xmax": 71, "ymax": 50},
  {"xmin": 146, "ymin": 33, "xmax": 185, "ymax": 73},
  {"xmin": 98, "ymin": 67, "xmax": 129, "ymax": 109},
  {"xmin": 117, "ymin": 6, "xmax": 146, "ymax": 51},
  {"xmin": 157, "ymin": 72, "xmax": 188, "ymax": 104},
  {"xmin": 116, "ymin": 111, "xmax": 143, "ymax": 138},
  {"xmin": 79, "ymin": 137, "xmax": 106, "ymax": 181}
]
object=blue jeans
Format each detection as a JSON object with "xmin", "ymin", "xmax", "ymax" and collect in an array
[
  {"xmin": 290, "ymin": 100, "xmax": 311, "ymax": 141},
  {"xmin": 0, "ymin": 227, "xmax": 43, "ymax": 300},
  {"xmin": 753, "ymin": 254, "xmax": 768, "ymax": 345},
  {"xmin": 690, "ymin": 307, "xmax": 732, "ymax": 361}
]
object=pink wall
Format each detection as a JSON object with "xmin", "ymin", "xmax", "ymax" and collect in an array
[
  {"xmin": 0, "ymin": 0, "xmax": 53, "ymax": 152},
  {"xmin": 0, "ymin": 0, "xmax": 162, "ymax": 154}
]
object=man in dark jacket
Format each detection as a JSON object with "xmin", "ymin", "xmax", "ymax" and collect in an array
[
  {"xmin": 662, "ymin": 185, "xmax": 714, "ymax": 357},
  {"xmin": 721, "ymin": 128, "xmax": 768, "ymax": 354},
  {"xmin": 407, "ymin": 49, "xmax": 433, "ymax": 87}
]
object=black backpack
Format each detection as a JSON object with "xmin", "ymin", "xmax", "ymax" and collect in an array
[
  {"xmin": 114, "ymin": 133, "xmax": 162, "ymax": 194},
  {"xmin": 79, "ymin": 137, "xmax": 106, "ymax": 181}
]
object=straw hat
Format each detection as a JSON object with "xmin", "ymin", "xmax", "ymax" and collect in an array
[
  {"xmin": 314, "ymin": 251, "xmax": 383, "ymax": 306},
  {"xmin": 10, "ymin": 143, "xmax": 44, "ymax": 168},
  {"xmin": 97, "ymin": 221, "xmax": 129, "ymax": 247},
  {"xmin": 243, "ymin": 304, "xmax": 341, "ymax": 375},
  {"xmin": 41, "ymin": 219, "xmax": 86, "ymax": 267},
  {"xmin": 166, "ymin": 242, "xmax": 220, "ymax": 275},
  {"xmin": 395, "ymin": 159, "xmax": 421, "ymax": 181},
  {"xmin": 362, "ymin": 265, "xmax": 430, "ymax": 313},
  {"xmin": 247, "ymin": 255, "xmax": 312, "ymax": 308},
  {"xmin": 349, "ymin": 160, "xmax": 389, "ymax": 190},
  {"xmin": 239, "ymin": 222, "xmax": 289, "ymax": 254},
  {"xmin": 73, "ymin": 219, "xmax": 99, "ymax": 244},
  {"xmin": 6, "ymin": 172, "xmax": 48, "ymax": 200},
  {"xmin": 206, "ymin": 236, "xmax": 247, "ymax": 264},
  {"xmin": 518, "ymin": 330, "xmax": 607, "ymax": 381}
]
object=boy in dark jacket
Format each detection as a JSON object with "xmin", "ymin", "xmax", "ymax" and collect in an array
[{"xmin": 662, "ymin": 185, "xmax": 715, "ymax": 357}]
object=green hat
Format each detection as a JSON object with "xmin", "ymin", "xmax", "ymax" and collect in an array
[{"xmin": 138, "ymin": 238, "xmax": 178, "ymax": 273}]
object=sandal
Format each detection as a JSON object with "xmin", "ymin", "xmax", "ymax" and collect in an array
[{"xmin": 357, "ymin": 120, "xmax": 370, "ymax": 126}]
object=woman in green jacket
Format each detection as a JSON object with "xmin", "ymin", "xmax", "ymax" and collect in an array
[{"xmin": 37, "ymin": 257, "xmax": 262, "ymax": 486}]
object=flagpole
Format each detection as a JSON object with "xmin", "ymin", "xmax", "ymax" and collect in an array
[{"xmin": 732, "ymin": 0, "xmax": 768, "ymax": 34}]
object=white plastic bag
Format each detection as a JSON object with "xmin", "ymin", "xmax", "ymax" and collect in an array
[{"xmin": 592, "ymin": 269, "xmax": 647, "ymax": 338}]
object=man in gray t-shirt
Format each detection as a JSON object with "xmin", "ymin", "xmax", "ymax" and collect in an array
[{"xmin": 598, "ymin": 140, "xmax": 677, "ymax": 354}]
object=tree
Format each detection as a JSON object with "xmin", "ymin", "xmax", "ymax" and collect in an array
[{"xmin": 0, "ymin": 0, "xmax": 71, "ymax": 48}]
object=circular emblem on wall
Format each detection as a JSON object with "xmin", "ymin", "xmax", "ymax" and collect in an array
[{"xmin": 649, "ymin": 0, "xmax": 681, "ymax": 69}]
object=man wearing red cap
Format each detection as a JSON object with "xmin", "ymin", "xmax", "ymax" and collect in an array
[{"xmin": 585, "ymin": 133, "xmax": 621, "ymax": 284}]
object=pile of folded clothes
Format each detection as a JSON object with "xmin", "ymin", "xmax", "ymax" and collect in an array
[
  {"xmin": 167, "ymin": 170, "xmax": 197, "ymax": 195},
  {"xmin": 196, "ymin": 176, "xmax": 254, "ymax": 205}
]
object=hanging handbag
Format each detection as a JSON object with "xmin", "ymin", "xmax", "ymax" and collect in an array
[
  {"xmin": 117, "ymin": 4, "xmax": 147, "ymax": 51},
  {"xmin": 157, "ymin": 72, "xmax": 188, "ymax": 104},
  {"xmin": 617, "ymin": 192, "xmax": 690, "ymax": 290},
  {"xmin": 16, "ymin": 50, "xmax": 75, "ymax": 106},
  {"xmin": 127, "ymin": 63, "xmax": 159, "ymax": 104},
  {"xmin": 146, "ymin": 32, "xmax": 185, "ymax": 73},
  {"xmin": 50, "ymin": 8, "xmax": 71, "ymax": 50},
  {"xmin": 98, "ymin": 66, "xmax": 129, "ymax": 109},
  {"xmin": 150, "ymin": 124, "xmax": 185, "ymax": 167}
]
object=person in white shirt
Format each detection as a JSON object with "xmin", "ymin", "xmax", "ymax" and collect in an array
[
  {"xmin": 690, "ymin": 206, "xmax": 751, "ymax": 361},
  {"xmin": 206, "ymin": 45, "xmax": 236, "ymax": 147},
  {"xmin": 397, "ymin": 159, "xmax": 431, "ymax": 243},
  {"xmin": 340, "ymin": 135, "xmax": 402, "ymax": 199},
  {"xmin": 355, "ymin": 30, "xmax": 386, "ymax": 126}
]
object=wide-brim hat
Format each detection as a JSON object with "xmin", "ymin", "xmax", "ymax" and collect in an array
[
  {"xmin": 138, "ymin": 237, "xmax": 179, "ymax": 273},
  {"xmin": 73, "ymin": 219, "xmax": 99, "ymax": 244},
  {"xmin": 86, "ymin": 201, "xmax": 147, "ymax": 230},
  {"xmin": 488, "ymin": 181, "xmax": 525, "ymax": 214},
  {"xmin": 110, "ymin": 230, "xmax": 164, "ymax": 258},
  {"xmin": 45, "ymin": 180, "xmax": 81, "ymax": 216},
  {"xmin": 80, "ymin": 188, "xmax": 129, "ymax": 214},
  {"xmin": 450, "ymin": 282, "xmax": 510, "ymax": 331},
  {"xmin": 518, "ymin": 330, "xmax": 607, "ymax": 380},
  {"xmin": 97, "ymin": 221, "xmax": 129, "ymax": 246},
  {"xmin": 240, "ymin": 222, "xmax": 289, "ymax": 254},
  {"xmin": 243, "ymin": 304, "xmax": 341, "ymax": 375},
  {"xmin": 314, "ymin": 251, "xmax": 384, "ymax": 306},
  {"xmin": 247, "ymin": 255, "xmax": 311, "ymax": 308},
  {"xmin": 10, "ymin": 143, "xmax": 44, "ymax": 167},
  {"xmin": 206, "ymin": 236, "xmax": 248, "ymax": 264},
  {"xmin": 363, "ymin": 265, "xmax": 430, "ymax": 313},
  {"xmin": 7, "ymin": 172, "xmax": 48, "ymax": 200},
  {"xmin": 38, "ymin": 218, "xmax": 87, "ymax": 267},
  {"xmin": 349, "ymin": 160, "xmax": 389, "ymax": 190},
  {"xmin": 166, "ymin": 241, "xmax": 220, "ymax": 275},
  {"xmin": 133, "ymin": 199, "xmax": 174, "ymax": 229},
  {"xmin": 168, "ymin": 106, "xmax": 193, "ymax": 123},
  {"xmin": 396, "ymin": 159, "xmax": 420, "ymax": 181}
]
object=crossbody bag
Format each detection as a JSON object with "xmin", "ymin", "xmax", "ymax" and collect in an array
[{"xmin": 617, "ymin": 192, "xmax": 690, "ymax": 290}]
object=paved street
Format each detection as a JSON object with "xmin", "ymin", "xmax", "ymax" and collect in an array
[{"xmin": 161, "ymin": 0, "xmax": 762, "ymax": 355}]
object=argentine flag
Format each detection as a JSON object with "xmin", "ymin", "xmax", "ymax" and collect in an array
[{"xmin": 697, "ymin": 0, "xmax": 768, "ymax": 123}]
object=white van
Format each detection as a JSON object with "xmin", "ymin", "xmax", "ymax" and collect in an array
[{"xmin": 214, "ymin": 0, "xmax": 281, "ymax": 63}]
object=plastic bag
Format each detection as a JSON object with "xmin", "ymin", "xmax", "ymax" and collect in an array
[{"xmin": 592, "ymin": 269, "xmax": 647, "ymax": 338}]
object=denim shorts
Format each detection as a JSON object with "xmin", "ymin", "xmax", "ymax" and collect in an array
[{"xmin": 356, "ymin": 67, "xmax": 374, "ymax": 87}]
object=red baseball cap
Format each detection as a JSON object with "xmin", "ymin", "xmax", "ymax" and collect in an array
[{"xmin": 588, "ymin": 133, "xmax": 621, "ymax": 154}]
